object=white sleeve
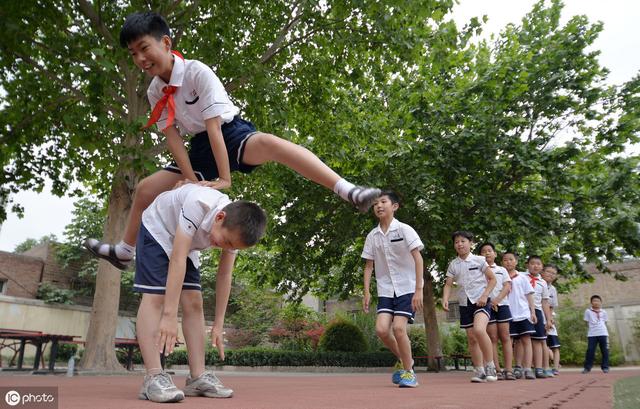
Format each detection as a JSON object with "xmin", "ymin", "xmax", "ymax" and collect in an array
[
  {"xmin": 524, "ymin": 277, "xmax": 535, "ymax": 294},
  {"xmin": 502, "ymin": 268, "xmax": 512, "ymax": 284},
  {"xmin": 541, "ymin": 282, "xmax": 550, "ymax": 300},
  {"xmin": 446, "ymin": 262, "xmax": 456, "ymax": 278},
  {"xmin": 178, "ymin": 186, "xmax": 223, "ymax": 238},
  {"xmin": 403, "ymin": 225, "xmax": 424, "ymax": 251},
  {"xmin": 583, "ymin": 309, "xmax": 589, "ymax": 322},
  {"xmin": 361, "ymin": 233, "xmax": 375, "ymax": 260},
  {"xmin": 193, "ymin": 62, "xmax": 232, "ymax": 121}
]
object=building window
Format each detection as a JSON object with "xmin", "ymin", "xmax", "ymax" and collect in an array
[
  {"xmin": 446, "ymin": 302, "xmax": 459, "ymax": 322},
  {"xmin": 0, "ymin": 279, "xmax": 7, "ymax": 295}
]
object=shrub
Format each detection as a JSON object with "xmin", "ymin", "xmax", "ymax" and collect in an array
[
  {"xmin": 55, "ymin": 343, "xmax": 78, "ymax": 361},
  {"xmin": 270, "ymin": 303, "xmax": 325, "ymax": 351},
  {"xmin": 334, "ymin": 310, "xmax": 383, "ymax": 352},
  {"xmin": 319, "ymin": 320, "xmax": 368, "ymax": 352},
  {"xmin": 36, "ymin": 283, "xmax": 75, "ymax": 305},
  {"xmin": 408, "ymin": 326, "xmax": 427, "ymax": 356},
  {"xmin": 441, "ymin": 325, "xmax": 469, "ymax": 356}
]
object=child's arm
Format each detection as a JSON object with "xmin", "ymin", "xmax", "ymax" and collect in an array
[
  {"xmin": 493, "ymin": 281, "xmax": 512, "ymax": 311},
  {"xmin": 165, "ymin": 126, "xmax": 199, "ymax": 182},
  {"xmin": 477, "ymin": 267, "xmax": 496, "ymax": 306},
  {"xmin": 157, "ymin": 227, "xmax": 193, "ymax": 356},
  {"xmin": 363, "ymin": 259, "xmax": 374, "ymax": 313},
  {"xmin": 542, "ymin": 299, "xmax": 552, "ymax": 330},
  {"xmin": 210, "ymin": 249, "xmax": 236, "ymax": 360},
  {"xmin": 442, "ymin": 277, "xmax": 454, "ymax": 311},
  {"xmin": 411, "ymin": 248, "xmax": 424, "ymax": 312},
  {"xmin": 526, "ymin": 292, "xmax": 537, "ymax": 324},
  {"xmin": 202, "ymin": 116, "xmax": 232, "ymax": 190}
]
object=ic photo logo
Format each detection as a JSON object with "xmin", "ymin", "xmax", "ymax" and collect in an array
[
  {"xmin": 1, "ymin": 387, "xmax": 57, "ymax": 409},
  {"xmin": 4, "ymin": 390, "xmax": 20, "ymax": 406}
]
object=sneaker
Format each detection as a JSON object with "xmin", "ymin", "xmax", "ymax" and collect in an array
[
  {"xmin": 552, "ymin": 369, "xmax": 560, "ymax": 376},
  {"xmin": 485, "ymin": 365, "xmax": 498, "ymax": 382},
  {"xmin": 348, "ymin": 186, "xmax": 381, "ymax": 213},
  {"xmin": 602, "ymin": 368, "xmax": 610, "ymax": 373},
  {"xmin": 544, "ymin": 369, "xmax": 554, "ymax": 378},
  {"xmin": 535, "ymin": 368, "xmax": 547, "ymax": 378},
  {"xmin": 83, "ymin": 238, "xmax": 132, "ymax": 270},
  {"xmin": 581, "ymin": 368, "xmax": 590, "ymax": 374},
  {"xmin": 138, "ymin": 372, "xmax": 184, "ymax": 403},
  {"xmin": 184, "ymin": 371, "xmax": 233, "ymax": 398},
  {"xmin": 504, "ymin": 370, "xmax": 517, "ymax": 380},
  {"xmin": 513, "ymin": 366, "xmax": 523, "ymax": 379},
  {"xmin": 470, "ymin": 368, "xmax": 487, "ymax": 383},
  {"xmin": 524, "ymin": 369, "xmax": 536, "ymax": 380},
  {"xmin": 391, "ymin": 361, "xmax": 404, "ymax": 384},
  {"xmin": 398, "ymin": 371, "xmax": 418, "ymax": 388}
]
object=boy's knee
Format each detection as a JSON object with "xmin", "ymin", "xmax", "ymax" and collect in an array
[
  {"xmin": 135, "ymin": 177, "xmax": 156, "ymax": 203},
  {"xmin": 376, "ymin": 325, "xmax": 391, "ymax": 339},
  {"xmin": 180, "ymin": 292, "xmax": 203, "ymax": 314},
  {"xmin": 392, "ymin": 323, "xmax": 407, "ymax": 338}
]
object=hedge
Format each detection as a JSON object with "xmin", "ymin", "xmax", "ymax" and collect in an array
[{"xmin": 165, "ymin": 347, "xmax": 396, "ymax": 368}]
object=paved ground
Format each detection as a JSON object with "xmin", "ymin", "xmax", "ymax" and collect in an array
[{"xmin": 1, "ymin": 368, "xmax": 638, "ymax": 409}]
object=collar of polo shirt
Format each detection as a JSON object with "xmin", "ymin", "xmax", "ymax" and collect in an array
[
  {"xmin": 159, "ymin": 53, "xmax": 186, "ymax": 88},
  {"xmin": 374, "ymin": 217, "xmax": 400, "ymax": 235}
]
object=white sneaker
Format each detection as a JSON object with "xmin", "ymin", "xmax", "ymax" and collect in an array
[
  {"xmin": 348, "ymin": 186, "xmax": 381, "ymax": 213},
  {"xmin": 485, "ymin": 365, "xmax": 498, "ymax": 382},
  {"xmin": 184, "ymin": 371, "xmax": 233, "ymax": 398},
  {"xmin": 138, "ymin": 372, "xmax": 184, "ymax": 403},
  {"xmin": 470, "ymin": 368, "xmax": 487, "ymax": 383}
]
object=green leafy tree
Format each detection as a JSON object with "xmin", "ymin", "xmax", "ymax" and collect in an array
[
  {"xmin": 1, "ymin": 0, "xmax": 450, "ymax": 369},
  {"xmin": 14, "ymin": 234, "xmax": 58, "ymax": 253}
]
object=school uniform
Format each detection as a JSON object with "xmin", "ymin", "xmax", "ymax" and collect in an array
[
  {"xmin": 488, "ymin": 264, "xmax": 512, "ymax": 324},
  {"xmin": 446, "ymin": 254, "xmax": 492, "ymax": 329},
  {"xmin": 362, "ymin": 218, "xmax": 424, "ymax": 323},
  {"xmin": 147, "ymin": 55, "xmax": 259, "ymax": 181},
  {"xmin": 507, "ymin": 272, "xmax": 536, "ymax": 337},
  {"xmin": 524, "ymin": 272, "xmax": 549, "ymax": 340},
  {"xmin": 135, "ymin": 184, "xmax": 235, "ymax": 294},
  {"xmin": 546, "ymin": 284, "xmax": 561, "ymax": 348},
  {"xmin": 583, "ymin": 308, "xmax": 610, "ymax": 371}
]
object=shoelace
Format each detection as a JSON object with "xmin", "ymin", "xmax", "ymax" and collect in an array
[
  {"xmin": 400, "ymin": 372, "xmax": 414, "ymax": 381},
  {"xmin": 153, "ymin": 373, "xmax": 174, "ymax": 388},
  {"xmin": 202, "ymin": 372, "xmax": 222, "ymax": 386}
]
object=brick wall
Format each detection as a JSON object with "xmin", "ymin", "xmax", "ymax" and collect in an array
[
  {"xmin": 0, "ymin": 251, "xmax": 44, "ymax": 299},
  {"xmin": 23, "ymin": 243, "xmax": 88, "ymax": 290}
]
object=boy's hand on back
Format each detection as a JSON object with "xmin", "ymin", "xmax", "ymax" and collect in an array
[
  {"xmin": 412, "ymin": 291, "xmax": 423, "ymax": 312},
  {"xmin": 173, "ymin": 179, "xmax": 195, "ymax": 189},
  {"xmin": 198, "ymin": 178, "xmax": 231, "ymax": 190},
  {"xmin": 156, "ymin": 314, "xmax": 179, "ymax": 356},
  {"xmin": 210, "ymin": 325, "xmax": 226, "ymax": 360}
]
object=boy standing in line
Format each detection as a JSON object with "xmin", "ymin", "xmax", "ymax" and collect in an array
[
  {"xmin": 502, "ymin": 251, "xmax": 537, "ymax": 380},
  {"xmin": 133, "ymin": 183, "xmax": 266, "ymax": 402},
  {"xmin": 543, "ymin": 264, "xmax": 561, "ymax": 376},
  {"xmin": 362, "ymin": 191, "xmax": 424, "ymax": 388},
  {"xmin": 478, "ymin": 243, "xmax": 514, "ymax": 380},
  {"xmin": 524, "ymin": 256, "xmax": 553, "ymax": 379},
  {"xmin": 582, "ymin": 295, "xmax": 610, "ymax": 374},
  {"xmin": 442, "ymin": 231, "xmax": 497, "ymax": 383},
  {"xmin": 85, "ymin": 11, "xmax": 380, "ymax": 269}
]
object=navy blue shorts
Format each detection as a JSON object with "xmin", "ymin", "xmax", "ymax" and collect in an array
[
  {"xmin": 546, "ymin": 335, "xmax": 561, "ymax": 349},
  {"xmin": 164, "ymin": 116, "xmax": 259, "ymax": 181},
  {"xmin": 459, "ymin": 298, "xmax": 492, "ymax": 329},
  {"xmin": 509, "ymin": 318, "xmax": 536, "ymax": 338},
  {"xmin": 489, "ymin": 305, "xmax": 513, "ymax": 324},
  {"xmin": 377, "ymin": 293, "xmax": 415, "ymax": 324},
  {"xmin": 531, "ymin": 309, "xmax": 547, "ymax": 340},
  {"xmin": 134, "ymin": 223, "xmax": 202, "ymax": 294}
]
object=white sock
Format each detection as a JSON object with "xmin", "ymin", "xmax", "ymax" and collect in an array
[
  {"xmin": 475, "ymin": 366, "xmax": 486, "ymax": 374},
  {"xmin": 332, "ymin": 178, "xmax": 356, "ymax": 202},
  {"xmin": 97, "ymin": 240, "xmax": 134, "ymax": 260},
  {"xmin": 486, "ymin": 361, "xmax": 496, "ymax": 368}
]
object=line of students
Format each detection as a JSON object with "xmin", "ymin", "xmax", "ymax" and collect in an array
[{"xmin": 442, "ymin": 232, "xmax": 562, "ymax": 382}]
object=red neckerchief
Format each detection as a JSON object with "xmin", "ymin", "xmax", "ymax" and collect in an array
[
  {"xmin": 528, "ymin": 273, "xmax": 540, "ymax": 289},
  {"xmin": 144, "ymin": 50, "xmax": 184, "ymax": 131},
  {"xmin": 591, "ymin": 308, "xmax": 601, "ymax": 320}
]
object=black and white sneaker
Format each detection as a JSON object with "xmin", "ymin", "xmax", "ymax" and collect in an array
[
  {"xmin": 348, "ymin": 186, "xmax": 381, "ymax": 213},
  {"xmin": 470, "ymin": 368, "xmax": 487, "ymax": 383}
]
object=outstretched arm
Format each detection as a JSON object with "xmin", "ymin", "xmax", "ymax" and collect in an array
[
  {"xmin": 363, "ymin": 259, "xmax": 374, "ymax": 313},
  {"xmin": 411, "ymin": 248, "xmax": 424, "ymax": 312},
  {"xmin": 210, "ymin": 249, "xmax": 236, "ymax": 360}
]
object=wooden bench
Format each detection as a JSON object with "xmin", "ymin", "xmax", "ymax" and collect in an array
[
  {"xmin": 413, "ymin": 355, "xmax": 444, "ymax": 372},
  {"xmin": 0, "ymin": 328, "xmax": 80, "ymax": 372}
]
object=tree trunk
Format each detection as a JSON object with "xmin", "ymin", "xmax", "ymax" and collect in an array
[
  {"xmin": 422, "ymin": 271, "xmax": 443, "ymax": 371},
  {"xmin": 79, "ymin": 173, "xmax": 133, "ymax": 371}
]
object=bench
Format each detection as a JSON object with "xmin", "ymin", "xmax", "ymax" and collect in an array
[
  {"xmin": 0, "ymin": 328, "xmax": 80, "ymax": 373},
  {"xmin": 413, "ymin": 354, "xmax": 472, "ymax": 371},
  {"xmin": 413, "ymin": 355, "xmax": 443, "ymax": 372}
]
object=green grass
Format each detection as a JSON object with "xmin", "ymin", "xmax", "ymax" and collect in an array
[{"xmin": 614, "ymin": 375, "xmax": 640, "ymax": 409}]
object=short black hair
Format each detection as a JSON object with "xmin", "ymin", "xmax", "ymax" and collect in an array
[
  {"xmin": 527, "ymin": 255, "xmax": 542, "ymax": 263},
  {"xmin": 477, "ymin": 242, "xmax": 495, "ymax": 254},
  {"xmin": 590, "ymin": 294, "xmax": 602, "ymax": 302},
  {"xmin": 221, "ymin": 201, "xmax": 267, "ymax": 247},
  {"xmin": 502, "ymin": 251, "xmax": 518, "ymax": 260},
  {"xmin": 544, "ymin": 263, "xmax": 559, "ymax": 272},
  {"xmin": 379, "ymin": 190, "xmax": 400, "ymax": 205},
  {"xmin": 451, "ymin": 230, "xmax": 474, "ymax": 242},
  {"xmin": 120, "ymin": 12, "xmax": 171, "ymax": 48}
]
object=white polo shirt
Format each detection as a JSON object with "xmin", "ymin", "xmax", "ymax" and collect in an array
[
  {"xmin": 548, "ymin": 283, "xmax": 559, "ymax": 309},
  {"xmin": 507, "ymin": 272, "xmax": 535, "ymax": 321},
  {"xmin": 147, "ymin": 56, "xmax": 240, "ymax": 135},
  {"xmin": 489, "ymin": 263, "xmax": 511, "ymax": 306},
  {"xmin": 523, "ymin": 272, "xmax": 549, "ymax": 310},
  {"xmin": 361, "ymin": 218, "xmax": 424, "ymax": 298},
  {"xmin": 584, "ymin": 308, "xmax": 609, "ymax": 337},
  {"xmin": 446, "ymin": 254, "xmax": 489, "ymax": 306},
  {"xmin": 141, "ymin": 183, "xmax": 232, "ymax": 267}
]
